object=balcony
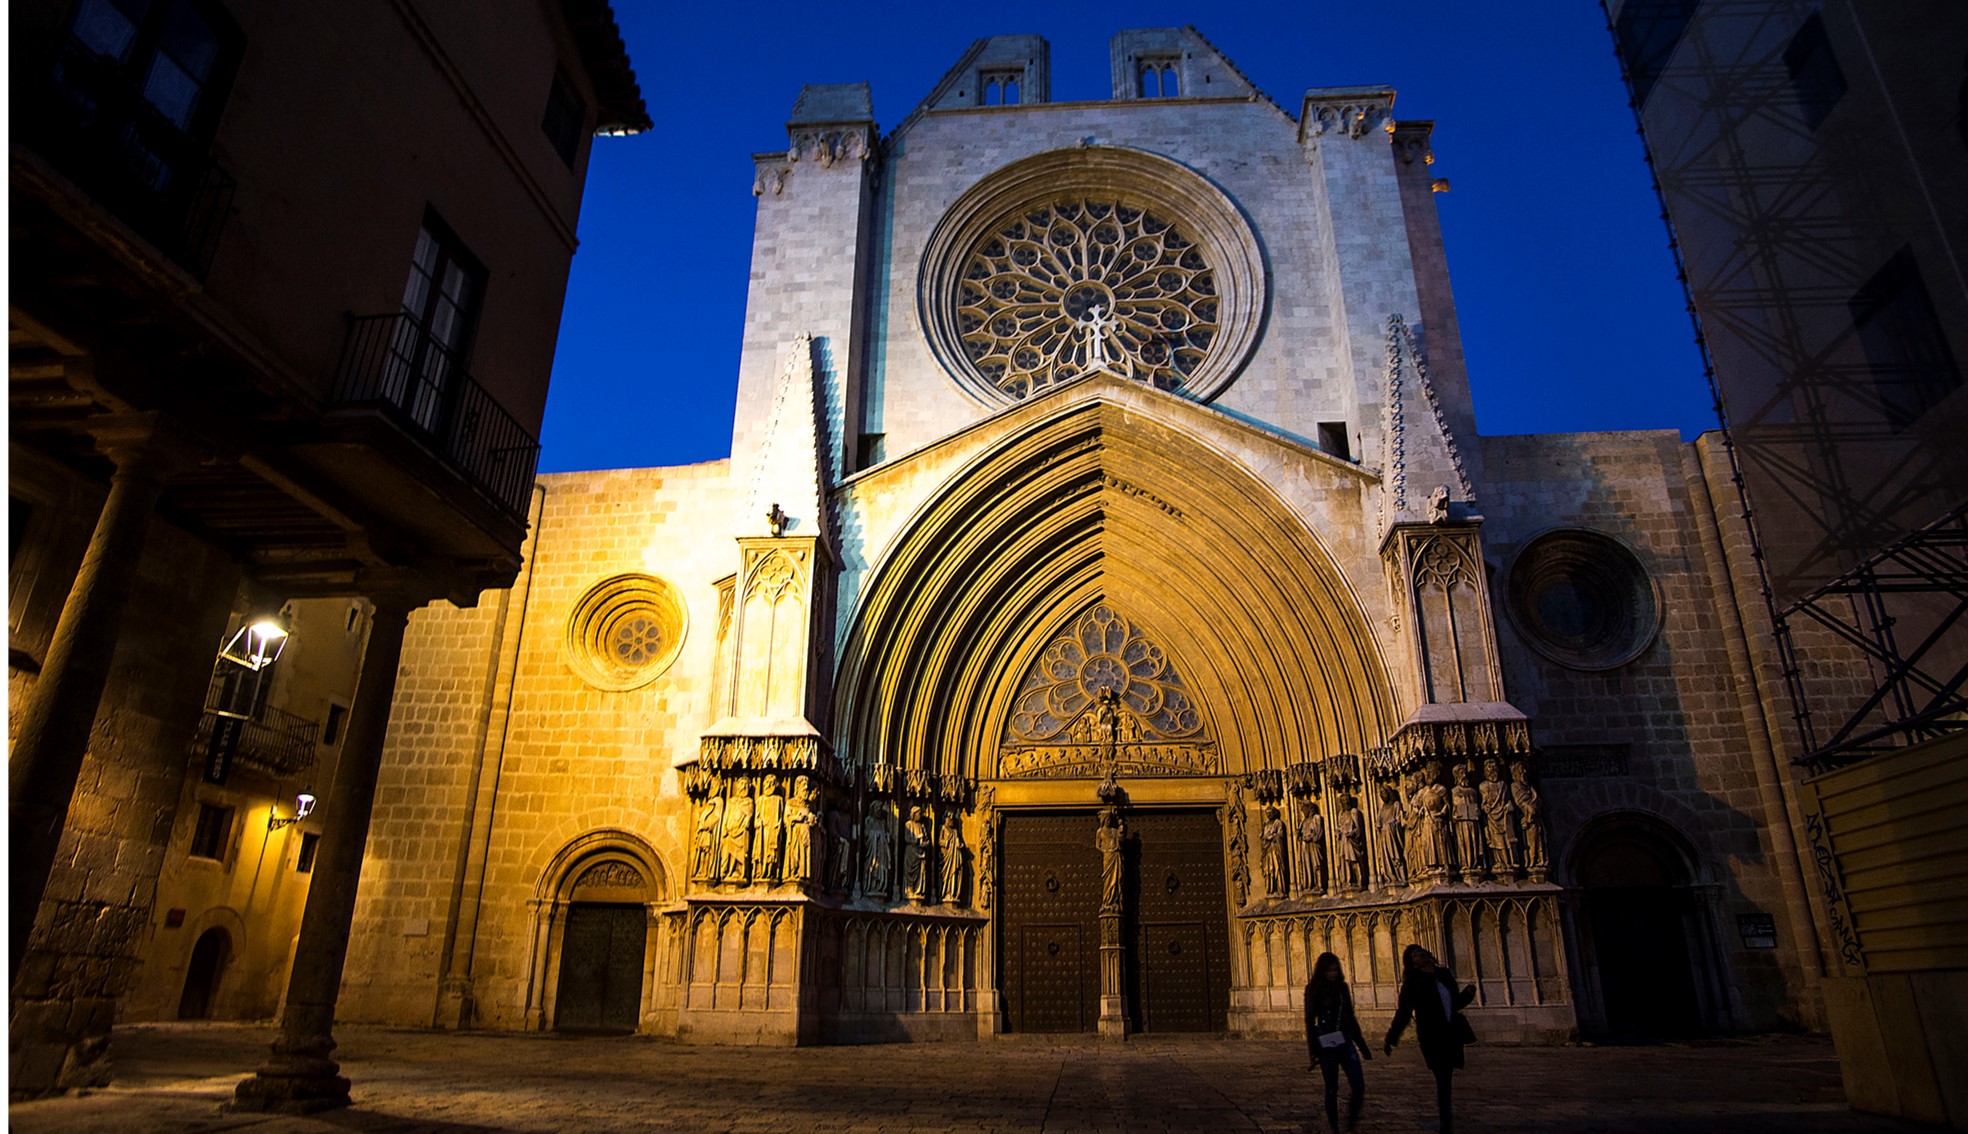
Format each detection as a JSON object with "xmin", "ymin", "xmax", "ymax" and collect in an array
[
  {"xmin": 329, "ymin": 313, "xmax": 542, "ymax": 522},
  {"xmin": 13, "ymin": 33, "xmax": 236, "ymax": 279},
  {"xmin": 191, "ymin": 705, "xmax": 318, "ymax": 780}
]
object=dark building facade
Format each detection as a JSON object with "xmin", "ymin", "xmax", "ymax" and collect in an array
[
  {"xmin": 1607, "ymin": 2, "xmax": 1968, "ymax": 1126},
  {"xmin": 8, "ymin": 0, "xmax": 645, "ymax": 1102}
]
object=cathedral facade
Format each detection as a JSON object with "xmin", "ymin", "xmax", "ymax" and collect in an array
[{"xmin": 334, "ymin": 29, "xmax": 1831, "ymax": 1044}]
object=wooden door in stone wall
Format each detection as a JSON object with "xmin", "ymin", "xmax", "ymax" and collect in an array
[
  {"xmin": 1001, "ymin": 812, "xmax": 1102, "ymax": 1032},
  {"xmin": 554, "ymin": 902, "xmax": 646, "ymax": 1033},
  {"xmin": 1128, "ymin": 810, "xmax": 1231, "ymax": 1032}
]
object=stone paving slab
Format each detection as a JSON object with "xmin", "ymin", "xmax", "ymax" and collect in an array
[{"xmin": 7, "ymin": 1023, "xmax": 1922, "ymax": 1133}]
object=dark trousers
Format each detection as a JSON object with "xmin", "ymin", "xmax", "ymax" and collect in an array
[
  {"xmin": 1315, "ymin": 1041, "xmax": 1364, "ymax": 1128},
  {"xmin": 1429, "ymin": 1063, "xmax": 1455, "ymax": 1133}
]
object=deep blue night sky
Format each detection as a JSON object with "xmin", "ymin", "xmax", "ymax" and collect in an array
[{"xmin": 538, "ymin": 2, "xmax": 1712, "ymax": 474}]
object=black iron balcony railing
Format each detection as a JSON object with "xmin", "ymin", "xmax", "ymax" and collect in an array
[
  {"xmin": 15, "ymin": 33, "xmax": 236, "ymax": 278},
  {"xmin": 192, "ymin": 704, "xmax": 318, "ymax": 779},
  {"xmin": 331, "ymin": 312, "xmax": 542, "ymax": 521}
]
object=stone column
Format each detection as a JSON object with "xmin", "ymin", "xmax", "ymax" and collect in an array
[
  {"xmin": 1095, "ymin": 807, "xmax": 1128, "ymax": 1039},
  {"xmin": 8, "ymin": 415, "xmax": 187, "ymax": 986},
  {"xmin": 233, "ymin": 588, "xmax": 422, "ymax": 1113}
]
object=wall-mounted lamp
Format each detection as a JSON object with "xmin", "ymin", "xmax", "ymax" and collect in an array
[
  {"xmin": 268, "ymin": 792, "xmax": 316, "ymax": 830},
  {"xmin": 221, "ymin": 616, "xmax": 290, "ymax": 672}
]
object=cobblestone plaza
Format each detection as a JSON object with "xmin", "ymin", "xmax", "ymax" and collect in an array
[{"xmin": 7, "ymin": 1023, "xmax": 1922, "ymax": 1133}]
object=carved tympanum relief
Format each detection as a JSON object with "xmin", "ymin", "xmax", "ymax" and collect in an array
[
  {"xmin": 1000, "ymin": 604, "xmax": 1217, "ymax": 778},
  {"xmin": 572, "ymin": 860, "xmax": 645, "ymax": 891}
]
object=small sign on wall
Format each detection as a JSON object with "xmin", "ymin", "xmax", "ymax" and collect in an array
[
  {"xmin": 1738, "ymin": 912, "xmax": 1778, "ymax": 949},
  {"xmin": 203, "ymin": 716, "xmax": 242, "ymax": 785}
]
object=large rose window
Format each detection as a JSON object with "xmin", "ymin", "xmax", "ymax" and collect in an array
[
  {"xmin": 920, "ymin": 147, "xmax": 1266, "ymax": 406},
  {"xmin": 957, "ymin": 201, "xmax": 1220, "ymax": 398}
]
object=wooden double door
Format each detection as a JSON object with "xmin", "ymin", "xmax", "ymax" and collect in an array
[
  {"xmin": 554, "ymin": 902, "xmax": 646, "ymax": 1033},
  {"xmin": 1000, "ymin": 809, "xmax": 1230, "ymax": 1033}
]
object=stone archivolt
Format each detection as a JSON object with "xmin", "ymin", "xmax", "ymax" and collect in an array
[{"xmin": 833, "ymin": 392, "xmax": 1395, "ymax": 801}]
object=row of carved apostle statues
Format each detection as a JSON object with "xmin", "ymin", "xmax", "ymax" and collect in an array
[
  {"xmin": 1226, "ymin": 756, "xmax": 1548, "ymax": 904},
  {"xmin": 689, "ymin": 778, "xmax": 973, "ymax": 906}
]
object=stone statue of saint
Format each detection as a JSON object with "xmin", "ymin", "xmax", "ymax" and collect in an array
[
  {"xmin": 863, "ymin": 800, "xmax": 892, "ymax": 897},
  {"xmin": 1511, "ymin": 763, "xmax": 1548, "ymax": 881},
  {"xmin": 902, "ymin": 806, "xmax": 931, "ymax": 902},
  {"xmin": 1260, "ymin": 805, "xmax": 1289, "ymax": 897},
  {"xmin": 940, "ymin": 810, "xmax": 966, "ymax": 905},
  {"xmin": 691, "ymin": 794, "xmax": 724, "ymax": 882},
  {"xmin": 1376, "ymin": 785, "xmax": 1409, "ymax": 887},
  {"xmin": 1451, "ymin": 763, "xmax": 1485, "ymax": 882},
  {"xmin": 1479, "ymin": 759, "xmax": 1520, "ymax": 877},
  {"xmin": 783, "ymin": 782, "xmax": 817, "ymax": 884},
  {"xmin": 1095, "ymin": 806, "xmax": 1126, "ymax": 915},
  {"xmin": 1414, "ymin": 765, "xmax": 1454, "ymax": 879},
  {"xmin": 754, "ymin": 773, "xmax": 785, "ymax": 883},
  {"xmin": 1335, "ymin": 793, "xmax": 1367, "ymax": 891},
  {"xmin": 826, "ymin": 804, "xmax": 855, "ymax": 893},
  {"xmin": 721, "ymin": 781, "xmax": 754, "ymax": 884},
  {"xmin": 1096, "ymin": 686, "xmax": 1121, "ymax": 746},
  {"xmin": 1298, "ymin": 801, "xmax": 1326, "ymax": 895},
  {"xmin": 1224, "ymin": 781, "xmax": 1250, "ymax": 906}
]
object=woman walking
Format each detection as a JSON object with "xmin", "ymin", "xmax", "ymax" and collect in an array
[
  {"xmin": 1383, "ymin": 943, "xmax": 1476, "ymax": 1134},
  {"xmin": 1304, "ymin": 951, "xmax": 1371, "ymax": 1131}
]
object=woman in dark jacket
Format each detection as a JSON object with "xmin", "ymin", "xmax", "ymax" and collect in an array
[
  {"xmin": 1383, "ymin": 943, "xmax": 1476, "ymax": 1134},
  {"xmin": 1304, "ymin": 951, "xmax": 1371, "ymax": 1131}
]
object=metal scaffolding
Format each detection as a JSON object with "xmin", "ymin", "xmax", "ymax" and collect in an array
[{"xmin": 1604, "ymin": 0, "xmax": 1968, "ymax": 767}]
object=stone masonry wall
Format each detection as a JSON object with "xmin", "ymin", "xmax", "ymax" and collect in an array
[
  {"xmin": 341, "ymin": 462, "xmax": 740, "ymax": 1030},
  {"xmin": 1479, "ymin": 429, "xmax": 1821, "ymax": 1030},
  {"xmin": 863, "ymin": 98, "xmax": 1362, "ymax": 462}
]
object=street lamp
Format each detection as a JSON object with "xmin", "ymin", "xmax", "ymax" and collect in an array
[
  {"xmin": 268, "ymin": 791, "xmax": 316, "ymax": 830},
  {"xmin": 220, "ymin": 616, "xmax": 289, "ymax": 672}
]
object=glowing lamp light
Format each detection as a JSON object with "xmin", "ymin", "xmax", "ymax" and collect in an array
[
  {"xmin": 221, "ymin": 617, "xmax": 289, "ymax": 672},
  {"xmin": 269, "ymin": 791, "xmax": 317, "ymax": 831}
]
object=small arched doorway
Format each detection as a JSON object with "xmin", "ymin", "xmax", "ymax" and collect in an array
[
  {"xmin": 177, "ymin": 927, "xmax": 231, "ymax": 1019},
  {"xmin": 1573, "ymin": 814, "xmax": 1706, "ymax": 1040},
  {"xmin": 535, "ymin": 838, "xmax": 663, "ymax": 1035}
]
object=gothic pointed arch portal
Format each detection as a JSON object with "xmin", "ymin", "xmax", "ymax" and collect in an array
[{"xmin": 834, "ymin": 391, "xmax": 1397, "ymax": 797}]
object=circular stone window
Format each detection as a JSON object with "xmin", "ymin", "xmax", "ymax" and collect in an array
[
  {"xmin": 566, "ymin": 574, "xmax": 687, "ymax": 691},
  {"xmin": 920, "ymin": 147, "xmax": 1265, "ymax": 405},
  {"xmin": 1504, "ymin": 530, "xmax": 1661, "ymax": 671}
]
